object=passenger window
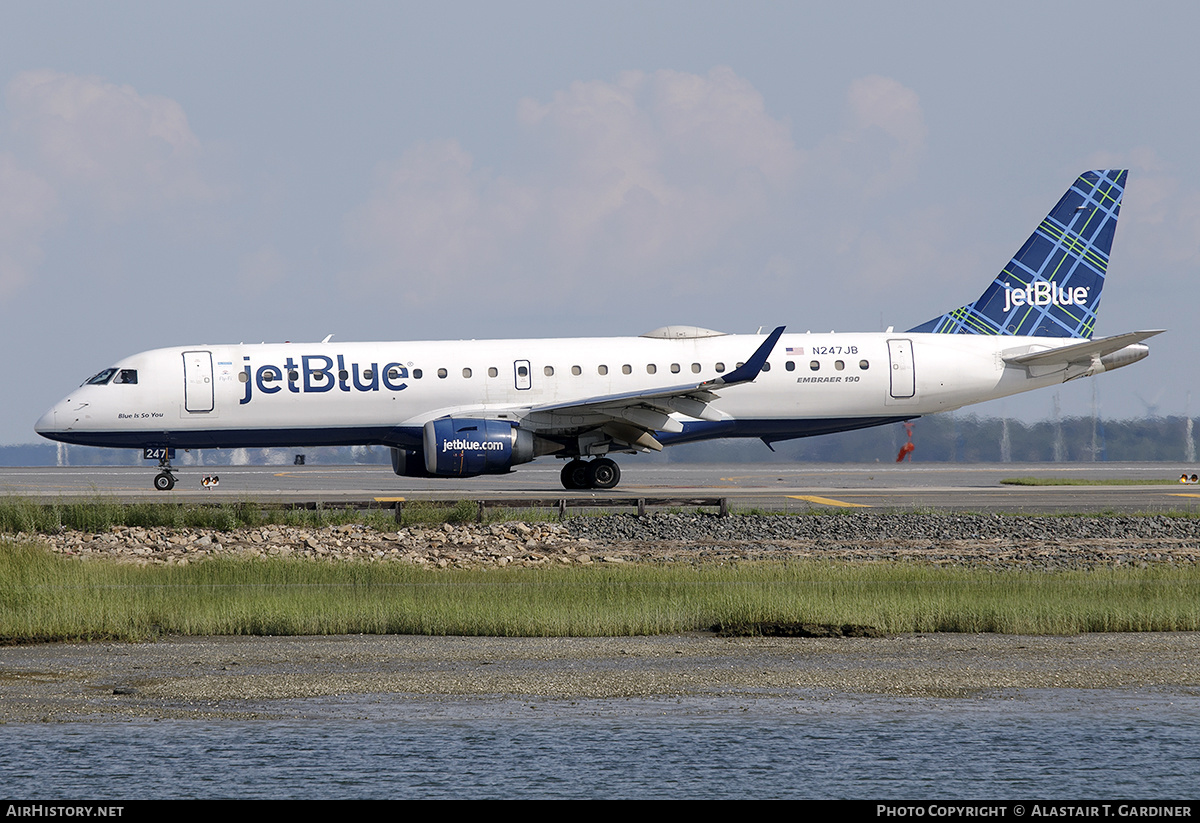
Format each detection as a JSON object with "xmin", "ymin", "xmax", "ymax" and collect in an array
[
  {"xmin": 762, "ymin": 362, "xmax": 771, "ymax": 372},
  {"xmin": 859, "ymin": 360, "xmax": 869, "ymax": 370},
  {"xmin": 437, "ymin": 368, "xmax": 448, "ymax": 379},
  {"xmin": 413, "ymin": 369, "xmax": 423, "ymax": 379},
  {"xmin": 263, "ymin": 372, "xmax": 276, "ymax": 382},
  {"xmin": 288, "ymin": 370, "xmax": 299, "ymax": 382},
  {"xmin": 362, "ymin": 369, "xmax": 374, "ymax": 381},
  {"xmin": 518, "ymin": 365, "xmax": 528, "ymax": 377},
  {"xmin": 338, "ymin": 369, "xmax": 349, "ymax": 381},
  {"xmin": 462, "ymin": 368, "xmax": 472, "ymax": 378},
  {"xmin": 544, "ymin": 366, "xmax": 554, "ymax": 377},
  {"xmin": 785, "ymin": 361, "xmax": 795, "ymax": 372},
  {"xmin": 571, "ymin": 365, "xmax": 582, "ymax": 376},
  {"xmin": 671, "ymin": 363, "xmax": 680, "ymax": 374},
  {"xmin": 598, "ymin": 365, "xmax": 608, "ymax": 375},
  {"xmin": 835, "ymin": 360, "xmax": 845, "ymax": 371},
  {"xmin": 622, "ymin": 364, "xmax": 632, "ymax": 375},
  {"xmin": 691, "ymin": 363, "xmax": 701, "ymax": 373},
  {"xmin": 809, "ymin": 361, "xmax": 820, "ymax": 371},
  {"xmin": 646, "ymin": 364, "xmax": 656, "ymax": 374},
  {"xmin": 488, "ymin": 367, "xmax": 498, "ymax": 378},
  {"xmin": 238, "ymin": 371, "xmax": 249, "ymax": 383},
  {"xmin": 715, "ymin": 363, "xmax": 725, "ymax": 373}
]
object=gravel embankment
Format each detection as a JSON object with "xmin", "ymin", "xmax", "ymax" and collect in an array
[
  {"xmin": 567, "ymin": 512, "xmax": 1200, "ymax": 569},
  {"xmin": 11, "ymin": 512, "xmax": 1200, "ymax": 570}
]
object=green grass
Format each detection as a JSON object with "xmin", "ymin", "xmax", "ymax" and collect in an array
[{"xmin": 4, "ymin": 538, "xmax": 1198, "ymax": 642}]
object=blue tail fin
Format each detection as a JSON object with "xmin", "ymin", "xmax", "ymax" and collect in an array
[{"xmin": 909, "ymin": 170, "xmax": 1126, "ymax": 338}]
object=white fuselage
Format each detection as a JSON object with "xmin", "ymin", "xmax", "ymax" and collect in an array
[{"xmin": 35, "ymin": 330, "xmax": 1096, "ymax": 452}]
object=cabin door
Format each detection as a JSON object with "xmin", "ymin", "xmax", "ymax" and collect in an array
[
  {"xmin": 183, "ymin": 350, "xmax": 215, "ymax": 412},
  {"xmin": 887, "ymin": 339, "xmax": 916, "ymax": 399}
]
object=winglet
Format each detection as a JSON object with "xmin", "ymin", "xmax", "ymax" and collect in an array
[{"xmin": 705, "ymin": 326, "xmax": 785, "ymax": 387}]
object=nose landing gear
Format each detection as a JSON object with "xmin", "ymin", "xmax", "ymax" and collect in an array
[
  {"xmin": 560, "ymin": 457, "xmax": 621, "ymax": 490},
  {"xmin": 152, "ymin": 452, "xmax": 177, "ymax": 491}
]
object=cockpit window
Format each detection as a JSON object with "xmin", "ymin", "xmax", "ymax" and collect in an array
[
  {"xmin": 112, "ymin": 369, "xmax": 138, "ymax": 385},
  {"xmin": 84, "ymin": 368, "xmax": 117, "ymax": 386}
]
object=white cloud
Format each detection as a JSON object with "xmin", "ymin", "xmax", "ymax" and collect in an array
[
  {"xmin": 345, "ymin": 140, "xmax": 537, "ymax": 296},
  {"xmin": 0, "ymin": 152, "xmax": 57, "ymax": 300},
  {"xmin": 347, "ymin": 66, "xmax": 812, "ymax": 301},
  {"xmin": 523, "ymin": 67, "xmax": 804, "ymax": 272},
  {"xmin": 0, "ymin": 70, "xmax": 222, "ymax": 305},
  {"xmin": 811, "ymin": 74, "xmax": 927, "ymax": 199},
  {"xmin": 6, "ymin": 70, "xmax": 214, "ymax": 217}
]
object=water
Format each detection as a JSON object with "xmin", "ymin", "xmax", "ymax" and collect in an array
[{"xmin": 4, "ymin": 689, "xmax": 1199, "ymax": 798}]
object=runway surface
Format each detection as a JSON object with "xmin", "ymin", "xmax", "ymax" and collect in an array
[{"xmin": 2, "ymin": 462, "xmax": 1199, "ymax": 513}]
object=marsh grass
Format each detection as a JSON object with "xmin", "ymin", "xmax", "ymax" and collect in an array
[{"xmin": 4, "ymin": 538, "xmax": 1198, "ymax": 641}]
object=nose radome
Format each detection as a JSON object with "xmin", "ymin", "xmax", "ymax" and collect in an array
[{"xmin": 35, "ymin": 406, "xmax": 58, "ymax": 435}]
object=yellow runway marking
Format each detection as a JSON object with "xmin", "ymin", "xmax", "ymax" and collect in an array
[
  {"xmin": 372, "ymin": 497, "xmax": 406, "ymax": 502},
  {"xmin": 786, "ymin": 495, "xmax": 870, "ymax": 508},
  {"xmin": 1168, "ymin": 493, "xmax": 1200, "ymax": 499}
]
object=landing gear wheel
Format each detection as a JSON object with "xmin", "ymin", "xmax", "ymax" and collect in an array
[
  {"xmin": 586, "ymin": 458, "xmax": 621, "ymax": 490},
  {"xmin": 153, "ymin": 472, "xmax": 176, "ymax": 491},
  {"xmin": 560, "ymin": 460, "xmax": 589, "ymax": 490}
]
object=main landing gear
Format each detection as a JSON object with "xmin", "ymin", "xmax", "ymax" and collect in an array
[{"xmin": 560, "ymin": 458, "xmax": 621, "ymax": 490}]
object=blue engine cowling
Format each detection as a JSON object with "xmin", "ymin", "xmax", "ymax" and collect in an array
[
  {"xmin": 422, "ymin": 418, "xmax": 535, "ymax": 477},
  {"xmin": 390, "ymin": 447, "xmax": 435, "ymax": 477}
]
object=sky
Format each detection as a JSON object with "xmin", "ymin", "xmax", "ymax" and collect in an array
[{"xmin": 1, "ymin": 0, "xmax": 1197, "ymax": 445}]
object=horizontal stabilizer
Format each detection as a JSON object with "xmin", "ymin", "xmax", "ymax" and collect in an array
[{"xmin": 1003, "ymin": 330, "xmax": 1165, "ymax": 368}]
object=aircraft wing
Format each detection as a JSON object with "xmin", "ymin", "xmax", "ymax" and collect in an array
[{"xmin": 518, "ymin": 326, "xmax": 785, "ymax": 451}]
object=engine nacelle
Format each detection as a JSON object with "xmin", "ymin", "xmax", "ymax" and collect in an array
[
  {"xmin": 390, "ymin": 447, "xmax": 435, "ymax": 477},
  {"xmin": 423, "ymin": 418, "xmax": 535, "ymax": 477}
]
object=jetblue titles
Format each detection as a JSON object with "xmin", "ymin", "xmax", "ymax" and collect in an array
[
  {"xmin": 1003, "ymin": 282, "xmax": 1090, "ymax": 313},
  {"xmin": 441, "ymin": 438, "xmax": 506, "ymax": 453},
  {"xmin": 239, "ymin": 354, "xmax": 408, "ymax": 404}
]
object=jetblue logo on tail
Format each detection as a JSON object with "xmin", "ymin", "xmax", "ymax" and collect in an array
[
  {"xmin": 909, "ymin": 170, "xmax": 1125, "ymax": 339},
  {"xmin": 1003, "ymin": 283, "xmax": 1089, "ymax": 312}
]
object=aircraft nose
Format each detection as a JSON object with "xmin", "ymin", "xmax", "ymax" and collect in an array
[{"xmin": 35, "ymin": 405, "xmax": 58, "ymax": 436}]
